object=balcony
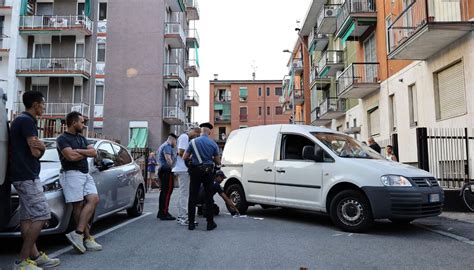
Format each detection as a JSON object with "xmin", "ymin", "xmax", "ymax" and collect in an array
[
  {"xmin": 293, "ymin": 89, "xmax": 304, "ymax": 105},
  {"xmin": 335, "ymin": 0, "xmax": 377, "ymax": 39},
  {"xmin": 311, "ymin": 107, "xmax": 331, "ymax": 126},
  {"xmin": 19, "ymin": 15, "xmax": 93, "ymax": 36},
  {"xmin": 318, "ymin": 97, "xmax": 347, "ymax": 120},
  {"xmin": 310, "ymin": 67, "xmax": 331, "ymax": 90},
  {"xmin": 214, "ymin": 114, "xmax": 231, "ymax": 124},
  {"xmin": 164, "ymin": 22, "xmax": 186, "ymax": 48},
  {"xmin": 167, "ymin": 0, "xmax": 186, "ymax": 12},
  {"xmin": 317, "ymin": 4, "xmax": 341, "ymax": 34},
  {"xmin": 185, "ymin": 58, "xmax": 199, "ymax": 77},
  {"xmin": 163, "ymin": 106, "xmax": 186, "ymax": 125},
  {"xmin": 291, "ymin": 58, "xmax": 304, "ymax": 75},
  {"xmin": 16, "ymin": 58, "xmax": 92, "ymax": 79},
  {"xmin": 186, "ymin": 28, "xmax": 200, "ymax": 48},
  {"xmin": 185, "ymin": 0, "xmax": 200, "ymax": 20},
  {"xmin": 318, "ymin": 50, "xmax": 344, "ymax": 77},
  {"xmin": 163, "ymin": 63, "xmax": 186, "ymax": 88},
  {"xmin": 0, "ymin": 0, "xmax": 12, "ymax": 16},
  {"xmin": 0, "ymin": 36, "xmax": 9, "ymax": 57},
  {"xmin": 337, "ymin": 63, "xmax": 380, "ymax": 99},
  {"xmin": 387, "ymin": 0, "xmax": 473, "ymax": 60},
  {"xmin": 15, "ymin": 102, "xmax": 90, "ymax": 118},
  {"xmin": 308, "ymin": 28, "xmax": 329, "ymax": 52},
  {"xmin": 185, "ymin": 89, "xmax": 199, "ymax": 106}
]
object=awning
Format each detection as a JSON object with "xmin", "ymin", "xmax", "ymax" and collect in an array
[
  {"xmin": 341, "ymin": 21, "xmax": 356, "ymax": 45},
  {"xmin": 85, "ymin": 0, "xmax": 91, "ymax": 17},
  {"xmin": 127, "ymin": 128, "xmax": 148, "ymax": 148},
  {"xmin": 20, "ymin": 0, "xmax": 29, "ymax": 16},
  {"xmin": 194, "ymin": 42, "xmax": 200, "ymax": 67}
]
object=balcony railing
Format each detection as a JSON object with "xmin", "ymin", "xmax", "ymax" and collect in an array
[
  {"xmin": 319, "ymin": 97, "xmax": 346, "ymax": 118},
  {"xmin": 336, "ymin": 0, "xmax": 376, "ymax": 36},
  {"xmin": 16, "ymin": 58, "xmax": 92, "ymax": 77},
  {"xmin": 163, "ymin": 106, "xmax": 186, "ymax": 125},
  {"xmin": 185, "ymin": 0, "xmax": 200, "ymax": 20},
  {"xmin": 317, "ymin": 4, "xmax": 341, "ymax": 34},
  {"xmin": 163, "ymin": 63, "xmax": 186, "ymax": 87},
  {"xmin": 186, "ymin": 58, "xmax": 200, "ymax": 77},
  {"xmin": 19, "ymin": 15, "xmax": 93, "ymax": 34},
  {"xmin": 291, "ymin": 58, "xmax": 304, "ymax": 74},
  {"xmin": 15, "ymin": 102, "xmax": 90, "ymax": 117},
  {"xmin": 164, "ymin": 22, "xmax": 186, "ymax": 48},
  {"xmin": 215, "ymin": 114, "xmax": 231, "ymax": 122},
  {"xmin": 337, "ymin": 63, "xmax": 379, "ymax": 97},
  {"xmin": 185, "ymin": 90, "xmax": 200, "ymax": 106},
  {"xmin": 318, "ymin": 50, "xmax": 344, "ymax": 75},
  {"xmin": 0, "ymin": 36, "xmax": 9, "ymax": 52},
  {"xmin": 187, "ymin": 28, "xmax": 200, "ymax": 47},
  {"xmin": 387, "ymin": 0, "xmax": 471, "ymax": 59}
]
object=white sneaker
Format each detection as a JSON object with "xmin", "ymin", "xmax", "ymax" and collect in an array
[
  {"xmin": 33, "ymin": 252, "xmax": 60, "ymax": 268},
  {"xmin": 14, "ymin": 259, "xmax": 42, "ymax": 270},
  {"xmin": 178, "ymin": 218, "xmax": 198, "ymax": 226},
  {"xmin": 65, "ymin": 231, "xmax": 86, "ymax": 254},
  {"xmin": 84, "ymin": 237, "xmax": 102, "ymax": 251}
]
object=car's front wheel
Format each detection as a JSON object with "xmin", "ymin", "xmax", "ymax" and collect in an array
[
  {"xmin": 329, "ymin": 190, "xmax": 374, "ymax": 233},
  {"xmin": 127, "ymin": 186, "xmax": 145, "ymax": 217},
  {"xmin": 226, "ymin": 183, "xmax": 248, "ymax": 214}
]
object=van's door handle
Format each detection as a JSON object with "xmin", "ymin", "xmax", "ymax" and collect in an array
[
  {"xmin": 264, "ymin": 168, "xmax": 272, "ymax": 172},
  {"xmin": 276, "ymin": 169, "xmax": 286, "ymax": 173}
]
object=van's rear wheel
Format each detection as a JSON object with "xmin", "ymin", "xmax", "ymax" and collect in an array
[
  {"xmin": 329, "ymin": 190, "xmax": 373, "ymax": 233},
  {"xmin": 226, "ymin": 184, "xmax": 248, "ymax": 214}
]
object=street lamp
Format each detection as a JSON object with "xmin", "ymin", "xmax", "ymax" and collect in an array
[{"xmin": 282, "ymin": 49, "xmax": 295, "ymax": 124}]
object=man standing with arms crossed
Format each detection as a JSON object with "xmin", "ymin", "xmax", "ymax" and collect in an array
[
  {"xmin": 57, "ymin": 111, "xmax": 102, "ymax": 254},
  {"xmin": 173, "ymin": 126, "xmax": 201, "ymax": 226},
  {"xmin": 156, "ymin": 133, "xmax": 178, "ymax": 220},
  {"xmin": 10, "ymin": 91, "xmax": 60, "ymax": 269}
]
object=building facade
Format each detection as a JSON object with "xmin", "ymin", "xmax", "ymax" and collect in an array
[
  {"xmin": 210, "ymin": 79, "xmax": 288, "ymax": 149},
  {"xmin": 103, "ymin": 0, "xmax": 200, "ymax": 149}
]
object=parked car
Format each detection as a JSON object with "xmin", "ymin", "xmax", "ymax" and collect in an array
[
  {"xmin": 0, "ymin": 138, "xmax": 145, "ymax": 237},
  {"xmin": 221, "ymin": 124, "xmax": 444, "ymax": 232}
]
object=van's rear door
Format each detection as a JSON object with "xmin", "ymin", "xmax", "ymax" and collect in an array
[
  {"xmin": 242, "ymin": 125, "xmax": 281, "ymax": 204},
  {"xmin": 0, "ymin": 89, "xmax": 11, "ymax": 229}
]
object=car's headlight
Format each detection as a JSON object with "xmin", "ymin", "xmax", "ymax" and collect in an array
[
  {"xmin": 43, "ymin": 179, "xmax": 62, "ymax": 192},
  {"xmin": 380, "ymin": 175, "xmax": 412, "ymax": 187}
]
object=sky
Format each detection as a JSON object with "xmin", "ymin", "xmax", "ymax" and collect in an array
[{"xmin": 192, "ymin": 0, "xmax": 312, "ymax": 124}]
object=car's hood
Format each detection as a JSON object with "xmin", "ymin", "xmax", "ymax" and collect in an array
[
  {"xmin": 344, "ymin": 158, "xmax": 433, "ymax": 178},
  {"xmin": 39, "ymin": 162, "xmax": 61, "ymax": 183}
]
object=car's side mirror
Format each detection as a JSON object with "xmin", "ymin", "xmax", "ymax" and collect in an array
[{"xmin": 100, "ymin": 158, "xmax": 115, "ymax": 171}]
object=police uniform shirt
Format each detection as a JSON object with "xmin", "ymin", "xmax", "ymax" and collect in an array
[
  {"xmin": 157, "ymin": 141, "xmax": 176, "ymax": 170},
  {"xmin": 185, "ymin": 134, "xmax": 219, "ymax": 166}
]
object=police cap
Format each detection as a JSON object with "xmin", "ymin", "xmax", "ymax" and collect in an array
[{"xmin": 199, "ymin": 122, "xmax": 214, "ymax": 130}]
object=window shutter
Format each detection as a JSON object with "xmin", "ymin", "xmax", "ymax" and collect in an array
[
  {"xmin": 239, "ymin": 87, "xmax": 248, "ymax": 97},
  {"xmin": 438, "ymin": 62, "xmax": 466, "ymax": 119},
  {"xmin": 369, "ymin": 108, "xmax": 380, "ymax": 136}
]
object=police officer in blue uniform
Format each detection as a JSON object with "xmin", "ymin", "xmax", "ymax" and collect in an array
[{"xmin": 183, "ymin": 122, "xmax": 221, "ymax": 231}]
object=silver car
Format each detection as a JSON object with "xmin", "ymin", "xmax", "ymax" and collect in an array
[{"xmin": 0, "ymin": 139, "xmax": 145, "ymax": 237}]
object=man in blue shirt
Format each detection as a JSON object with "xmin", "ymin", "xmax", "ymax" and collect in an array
[
  {"xmin": 156, "ymin": 133, "xmax": 178, "ymax": 220},
  {"xmin": 9, "ymin": 91, "xmax": 60, "ymax": 269},
  {"xmin": 183, "ymin": 122, "xmax": 221, "ymax": 231}
]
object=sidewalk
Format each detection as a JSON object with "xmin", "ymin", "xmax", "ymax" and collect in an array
[
  {"xmin": 440, "ymin": 211, "xmax": 474, "ymax": 224},
  {"xmin": 414, "ymin": 211, "xmax": 474, "ymax": 245}
]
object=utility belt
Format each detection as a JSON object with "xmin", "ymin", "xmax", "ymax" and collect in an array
[{"xmin": 190, "ymin": 164, "xmax": 214, "ymax": 174}]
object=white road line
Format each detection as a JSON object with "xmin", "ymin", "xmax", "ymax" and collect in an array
[
  {"xmin": 415, "ymin": 224, "xmax": 474, "ymax": 246},
  {"xmin": 49, "ymin": 212, "xmax": 152, "ymax": 258}
]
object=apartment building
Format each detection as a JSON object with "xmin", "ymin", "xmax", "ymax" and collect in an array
[
  {"xmin": 1, "ymin": 0, "xmax": 108, "ymax": 135},
  {"xmin": 294, "ymin": 0, "xmax": 473, "ymax": 174},
  {"xmin": 103, "ymin": 0, "xmax": 200, "ymax": 149},
  {"xmin": 210, "ymin": 79, "xmax": 288, "ymax": 150}
]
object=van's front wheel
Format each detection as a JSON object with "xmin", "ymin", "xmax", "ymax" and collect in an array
[
  {"xmin": 329, "ymin": 190, "xmax": 374, "ymax": 233},
  {"xmin": 226, "ymin": 184, "xmax": 248, "ymax": 214}
]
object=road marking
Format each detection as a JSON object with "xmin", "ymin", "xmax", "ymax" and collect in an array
[
  {"xmin": 49, "ymin": 212, "xmax": 152, "ymax": 258},
  {"xmin": 415, "ymin": 224, "xmax": 474, "ymax": 246}
]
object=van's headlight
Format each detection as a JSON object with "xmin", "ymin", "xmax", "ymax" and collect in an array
[
  {"xmin": 380, "ymin": 175, "xmax": 412, "ymax": 187},
  {"xmin": 43, "ymin": 179, "xmax": 62, "ymax": 192}
]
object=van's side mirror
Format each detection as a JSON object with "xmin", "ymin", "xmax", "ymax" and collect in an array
[
  {"xmin": 100, "ymin": 159, "xmax": 115, "ymax": 171},
  {"xmin": 314, "ymin": 145, "xmax": 324, "ymax": 162},
  {"xmin": 302, "ymin": 146, "xmax": 316, "ymax": 161}
]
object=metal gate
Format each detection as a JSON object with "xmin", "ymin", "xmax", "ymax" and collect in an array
[
  {"xmin": 417, "ymin": 127, "xmax": 473, "ymax": 189},
  {"xmin": 130, "ymin": 148, "xmax": 150, "ymax": 190}
]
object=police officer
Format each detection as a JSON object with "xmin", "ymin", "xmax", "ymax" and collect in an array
[{"xmin": 183, "ymin": 122, "xmax": 221, "ymax": 231}]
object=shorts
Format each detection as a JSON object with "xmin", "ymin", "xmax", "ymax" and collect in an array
[
  {"xmin": 12, "ymin": 179, "xmax": 51, "ymax": 222},
  {"xmin": 148, "ymin": 171, "xmax": 156, "ymax": 179},
  {"xmin": 59, "ymin": 171, "xmax": 98, "ymax": 203}
]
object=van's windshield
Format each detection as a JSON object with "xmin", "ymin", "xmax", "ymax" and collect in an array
[{"xmin": 311, "ymin": 132, "xmax": 383, "ymax": 159}]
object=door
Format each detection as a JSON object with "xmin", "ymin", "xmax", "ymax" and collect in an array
[
  {"xmin": 111, "ymin": 143, "xmax": 135, "ymax": 208},
  {"xmin": 0, "ymin": 90, "xmax": 10, "ymax": 229},
  {"xmin": 274, "ymin": 134, "xmax": 323, "ymax": 209},
  {"xmin": 242, "ymin": 125, "xmax": 281, "ymax": 203},
  {"xmin": 92, "ymin": 142, "xmax": 120, "ymax": 216}
]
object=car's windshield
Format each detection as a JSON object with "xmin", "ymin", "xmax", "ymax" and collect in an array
[{"xmin": 311, "ymin": 132, "xmax": 383, "ymax": 159}]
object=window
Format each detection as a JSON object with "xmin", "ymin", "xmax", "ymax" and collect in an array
[
  {"xmin": 76, "ymin": 43, "xmax": 85, "ymax": 58},
  {"xmin": 77, "ymin": 3, "xmax": 85, "ymax": 16},
  {"xmin": 280, "ymin": 134, "xmax": 314, "ymax": 160},
  {"xmin": 97, "ymin": 142, "xmax": 116, "ymax": 163},
  {"xmin": 408, "ymin": 84, "xmax": 418, "ymax": 126},
  {"xmin": 112, "ymin": 144, "xmax": 132, "ymax": 166},
  {"xmin": 363, "ymin": 34, "xmax": 377, "ymax": 81},
  {"xmin": 95, "ymin": 85, "xmax": 104, "ymax": 105},
  {"xmin": 34, "ymin": 44, "xmax": 51, "ymax": 58},
  {"xmin": 99, "ymin": 2, "xmax": 107, "ymax": 21},
  {"xmin": 258, "ymin": 88, "xmax": 262, "ymax": 97},
  {"xmin": 240, "ymin": 107, "xmax": 247, "ymax": 121},
  {"xmin": 36, "ymin": 3, "xmax": 53, "ymax": 15},
  {"xmin": 275, "ymin": 106, "xmax": 283, "ymax": 115},
  {"xmin": 266, "ymin": 106, "xmax": 270, "ymax": 115},
  {"xmin": 239, "ymin": 126, "xmax": 248, "ymax": 129},
  {"xmin": 389, "ymin": 94, "xmax": 397, "ymax": 132},
  {"xmin": 97, "ymin": 43, "xmax": 106, "ymax": 62},
  {"xmin": 218, "ymin": 127, "xmax": 226, "ymax": 140},
  {"xmin": 73, "ymin": 86, "xmax": 82, "ymax": 103},
  {"xmin": 275, "ymin": 87, "xmax": 283, "ymax": 96},
  {"xmin": 239, "ymin": 87, "xmax": 248, "ymax": 102},
  {"xmin": 258, "ymin": 106, "xmax": 262, "ymax": 116},
  {"xmin": 32, "ymin": 85, "xmax": 48, "ymax": 101},
  {"xmin": 368, "ymin": 107, "xmax": 380, "ymax": 136},
  {"xmin": 435, "ymin": 61, "xmax": 466, "ymax": 120},
  {"xmin": 266, "ymin": 87, "xmax": 270, "ymax": 96}
]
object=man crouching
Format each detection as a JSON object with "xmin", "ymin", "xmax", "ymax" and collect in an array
[{"xmin": 57, "ymin": 112, "xmax": 101, "ymax": 254}]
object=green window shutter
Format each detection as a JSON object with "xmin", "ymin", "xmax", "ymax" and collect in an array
[
  {"xmin": 239, "ymin": 87, "xmax": 248, "ymax": 97},
  {"xmin": 128, "ymin": 128, "xmax": 148, "ymax": 148},
  {"xmin": 214, "ymin": 103, "xmax": 223, "ymax": 110},
  {"xmin": 85, "ymin": 0, "xmax": 91, "ymax": 17},
  {"xmin": 223, "ymin": 104, "xmax": 231, "ymax": 115}
]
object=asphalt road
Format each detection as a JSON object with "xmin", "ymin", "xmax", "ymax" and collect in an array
[{"xmin": 1, "ymin": 190, "xmax": 473, "ymax": 270}]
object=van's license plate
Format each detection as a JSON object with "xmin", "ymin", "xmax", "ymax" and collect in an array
[{"xmin": 429, "ymin": 194, "xmax": 440, "ymax": 203}]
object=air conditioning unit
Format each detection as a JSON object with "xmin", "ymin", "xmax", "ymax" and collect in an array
[{"xmin": 325, "ymin": 9, "xmax": 335, "ymax": 17}]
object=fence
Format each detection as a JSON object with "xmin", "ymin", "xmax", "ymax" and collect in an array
[
  {"xmin": 417, "ymin": 127, "xmax": 473, "ymax": 189},
  {"xmin": 129, "ymin": 148, "xmax": 151, "ymax": 191}
]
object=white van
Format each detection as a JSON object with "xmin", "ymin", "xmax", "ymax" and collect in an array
[{"xmin": 221, "ymin": 124, "xmax": 444, "ymax": 232}]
